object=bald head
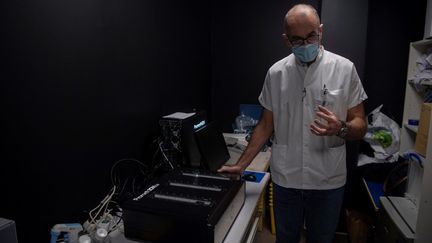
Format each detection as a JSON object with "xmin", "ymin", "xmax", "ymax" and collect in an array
[{"xmin": 284, "ymin": 4, "xmax": 320, "ymax": 35}]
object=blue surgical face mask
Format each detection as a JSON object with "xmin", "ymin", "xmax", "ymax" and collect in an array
[{"xmin": 292, "ymin": 43, "xmax": 319, "ymax": 63}]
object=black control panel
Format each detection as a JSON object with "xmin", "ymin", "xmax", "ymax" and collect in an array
[{"xmin": 122, "ymin": 169, "xmax": 245, "ymax": 243}]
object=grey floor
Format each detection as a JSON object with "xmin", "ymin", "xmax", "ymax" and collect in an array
[{"xmin": 253, "ymin": 218, "xmax": 350, "ymax": 243}]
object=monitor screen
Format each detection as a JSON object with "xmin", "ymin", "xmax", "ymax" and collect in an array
[{"xmin": 194, "ymin": 121, "xmax": 230, "ymax": 172}]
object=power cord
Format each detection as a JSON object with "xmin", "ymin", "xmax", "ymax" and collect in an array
[
  {"xmin": 159, "ymin": 141, "xmax": 174, "ymax": 169},
  {"xmin": 81, "ymin": 135, "xmax": 178, "ymax": 242}
]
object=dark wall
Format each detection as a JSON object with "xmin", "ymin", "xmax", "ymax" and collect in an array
[
  {"xmin": 211, "ymin": 0, "xmax": 321, "ymax": 132},
  {"xmin": 363, "ymin": 0, "xmax": 426, "ymax": 124},
  {"xmin": 0, "ymin": 1, "xmax": 210, "ymax": 242},
  {"xmin": 321, "ymin": 0, "xmax": 369, "ymax": 80}
]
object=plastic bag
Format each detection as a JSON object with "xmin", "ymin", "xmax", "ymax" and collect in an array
[
  {"xmin": 363, "ymin": 105, "xmax": 400, "ymax": 161},
  {"xmin": 234, "ymin": 113, "xmax": 258, "ymax": 134}
]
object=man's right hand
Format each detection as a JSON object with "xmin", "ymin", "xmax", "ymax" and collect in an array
[
  {"xmin": 217, "ymin": 164, "xmax": 244, "ymax": 175},
  {"xmin": 217, "ymin": 109, "xmax": 274, "ymax": 176}
]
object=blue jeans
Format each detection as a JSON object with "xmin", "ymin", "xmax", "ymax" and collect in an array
[{"xmin": 273, "ymin": 183, "xmax": 345, "ymax": 243}]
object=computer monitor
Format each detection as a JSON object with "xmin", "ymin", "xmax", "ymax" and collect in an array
[{"xmin": 194, "ymin": 121, "xmax": 230, "ymax": 172}]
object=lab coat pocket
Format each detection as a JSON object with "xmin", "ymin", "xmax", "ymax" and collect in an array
[
  {"xmin": 314, "ymin": 88, "xmax": 343, "ymax": 114},
  {"xmin": 326, "ymin": 136, "xmax": 345, "ymax": 149},
  {"xmin": 325, "ymin": 144, "xmax": 346, "ymax": 183}
]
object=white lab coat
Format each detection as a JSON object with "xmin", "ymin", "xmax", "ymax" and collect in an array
[{"xmin": 259, "ymin": 47, "xmax": 367, "ymax": 189}]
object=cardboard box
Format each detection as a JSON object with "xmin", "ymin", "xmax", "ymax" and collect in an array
[{"xmin": 415, "ymin": 103, "xmax": 432, "ymax": 156}]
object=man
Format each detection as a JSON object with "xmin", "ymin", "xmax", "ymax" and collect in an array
[{"xmin": 218, "ymin": 4, "xmax": 368, "ymax": 243}]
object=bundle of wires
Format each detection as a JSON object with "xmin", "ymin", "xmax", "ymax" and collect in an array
[
  {"xmin": 83, "ymin": 158, "xmax": 150, "ymax": 240},
  {"xmin": 110, "ymin": 158, "xmax": 150, "ymax": 200},
  {"xmin": 82, "ymin": 136, "xmax": 177, "ymax": 239},
  {"xmin": 85, "ymin": 185, "xmax": 123, "ymax": 236}
]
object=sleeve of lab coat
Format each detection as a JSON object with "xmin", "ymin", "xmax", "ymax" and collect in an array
[
  {"xmin": 348, "ymin": 64, "xmax": 368, "ymax": 109},
  {"xmin": 258, "ymin": 70, "xmax": 273, "ymax": 111}
]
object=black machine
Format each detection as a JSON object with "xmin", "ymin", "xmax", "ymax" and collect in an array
[
  {"xmin": 159, "ymin": 110, "xmax": 207, "ymax": 168},
  {"xmin": 159, "ymin": 111, "xmax": 231, "ymax": 171},
  {"xmin": 194, "ymin": 121, "xmax": 231, "ymax": 171},
  {"xmin": 122, "ymin": 168, "xmax": 245, "ymax": 243},
  {"xmin": 123, "ymin": 111, "xmax": 243, "ymax": 242}
]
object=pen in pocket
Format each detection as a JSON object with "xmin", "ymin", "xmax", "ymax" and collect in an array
[{"xmin": 321, "ymin": 84, "xmax": 328, "ymax": 106}]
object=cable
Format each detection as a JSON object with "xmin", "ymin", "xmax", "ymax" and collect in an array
[
  {"xmin": 88, "ymin": 186, "xmax": 116, "ymax": 225},
  {"xmin": 85, "ymin": 138, "xmax": 172, "ymax": 235},
  {"xmin": 132, "ymin": 176, "xmax": 137, "ymax": 194},
  {"xmin": 110, "ymin": 158, "xmax": 147, "ymax": 186},
  {"xmin": 83, "ymin": 158, "xmax": 154, "ymax": 240},
  {"xmin": 149, "ymin": 137, "xmax": 162, "ymax": 165},
  {"xmin": 159, "ymin": 141, "xmax": 174, "ymax": 169},
  {"xmin": 118, "ymin": 177, "xmax": 130, "ymax": 197},
  {"xmin": 108, "ymin": 211, "xmax": 123, "ymax": 234}
]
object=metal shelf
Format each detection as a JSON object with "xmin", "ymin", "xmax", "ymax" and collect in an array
[{"xmin": 408, "ymin": 79, "xmax": 432, "ymax": 86}]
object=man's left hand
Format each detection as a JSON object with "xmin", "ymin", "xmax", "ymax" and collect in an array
[{"xmin": 310, "ymin": 105, "xmax": 341, "ymax": 136}]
